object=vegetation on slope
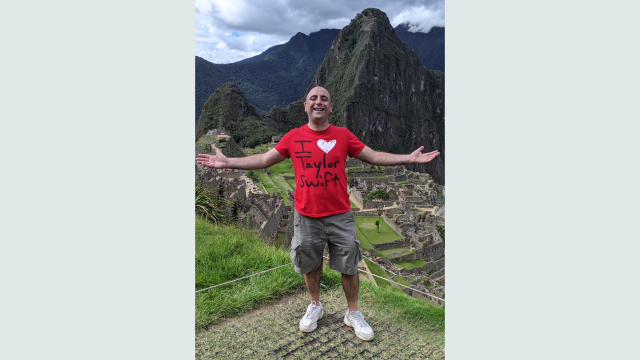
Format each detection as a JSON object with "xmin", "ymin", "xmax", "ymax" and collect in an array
[
  {"xmin": 195, "ymin": 29, "xmax": 341, "ymax": 120},
  {"xmin": 196, "ymin": 23, "xmax": 444, "ymax": 126},
  {"xmin": 264, "ymin": 8, "xmax": 446, "ymax": 184},
  {"xmin": 196, "ymin": 217, "xmax": 344, "ymax": 330},
  {"xmin": 195, "ymin": 83, "xmax": 280, "ymax": 147}
]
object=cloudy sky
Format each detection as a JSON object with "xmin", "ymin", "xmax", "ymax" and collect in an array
[{"xmin": 195, "ymin": 0, "xmax": 444, "ymax": 64}]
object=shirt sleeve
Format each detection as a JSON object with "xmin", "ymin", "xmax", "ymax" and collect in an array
[
  {"xmin": 346, "ymin": 129, "xmax": 366, "ymax": 158},
  {"xmin": 274, "ymin": 130, "xmax": 292, "ymax": 158}
]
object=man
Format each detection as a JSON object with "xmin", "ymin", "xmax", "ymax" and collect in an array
[{"xmin": 196, "ymin": 86, "xmax": 439, "ymax": 341}]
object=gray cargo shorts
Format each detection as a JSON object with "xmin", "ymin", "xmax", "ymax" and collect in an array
[{"xmin": 290, "ymin": 211, "xmax": 362, "ymax": 276}]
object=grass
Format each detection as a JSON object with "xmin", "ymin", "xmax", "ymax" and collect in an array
[
  {"xmin": 354, "ymin": 217, "xmax": 402, "ymax": 245},
  {"xmin": 269, "ymin": 175, "xmax": 293, "ymax": 205},
  {"xmin": 256, "ymin": 183, "xmax": 267, "ymax": 193},
  {"xmin": 394, "ymin": 259, "xmax": 428, "ymax": 270},
  {"xmin": 363, "ymin": 258, "xmax": 396, "ymax": 290},
  {"xmin": 355, "ymin": 227, "xmax": 374, "ymax": 250},
  {"xmin": 394, "ymin": 275, "xmax": 411, "ymax": 287},
  {"xmin": 256, "ymin": 171, "xmax": 277, "ymax": 193},
  {"xmin": 395, "ymin": 179, "xmax": 408, "ymax": 184},
  {"xmin": 274, "ymin": 232, "xmax": 286, "ymax": 249},
  {"xmin": 378, "ymin": 247, "xmax": 413, "ymax": 258},
  {"xmin": 195, "ymin": 217, "xmax": 343, "ymax": 330},
  {"xmin": 247, "ymin": 144, "xmax": 271, "ymax": 154},
  {"xmin": 242, "ymin": 154, "xmax": 297, "ymax": 202},
  {"xmin": 285, "ymin": 178, "xmax": 296, "ymax": 189},
  {"xmin": 267, "ymin": 157, "xmax": 294, "ymax": 176},
  {"xmin": 389, "ymin": 250, "xmax": 415, "ymax": 259},
  {"xmin": 350, "ymin": 200, "xmax": 359, "ymax": 209},
  {"xmin": 267, "ymin": 158, "xmax": 295, "ymax": 200},
  {"xmin": 196, "ymin": 282, "xmax": 445, "ymax": 359},
  {"xmin": 359, "ymin": 279, "xmax": 444, "ymax": 333}
]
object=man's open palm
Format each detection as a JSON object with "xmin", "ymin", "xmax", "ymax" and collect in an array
[
  {"xmin": 196, "ymin": 145, "xmax": 228, "ymax": 168},
  {"xmin": 409, "ymin": 146, "xmax": 440, "ymax": 164}
]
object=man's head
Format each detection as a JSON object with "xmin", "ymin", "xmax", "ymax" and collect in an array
[{"xmin": 304, "ymin": 86, "xmax": 333, "ymax": 123}]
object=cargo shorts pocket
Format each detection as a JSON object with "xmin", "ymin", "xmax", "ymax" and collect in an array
[
  {"xmin": 290, "ymin": 237, "xmax": 302, "ymax": 267},
  {"xmin": 353, "ymin": 237, "xmax": 363, "ymax": 266}
]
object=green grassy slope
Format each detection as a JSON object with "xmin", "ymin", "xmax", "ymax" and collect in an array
[
  {"xmin": 355, "ymin": 217, "xmax": 402, "ymax": 245},
  {"xmin": 195, "ymin": 217, "xmax": 342, "ymax": 329}
]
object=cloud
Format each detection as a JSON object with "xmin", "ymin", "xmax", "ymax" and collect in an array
[
  {"xmin": 196, "ymin": 0, "xmax": 444, "ymax": 64},
  {"xmin": 389, "ymin": 4, "xmax": 445, "ymax": 32}
]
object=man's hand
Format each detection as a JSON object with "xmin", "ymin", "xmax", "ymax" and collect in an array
[
  {"xmin": 408, "ymin": 146, "xmax": 440, "ymax": 164},
  {"xmin": 196, "ymin": 144, "xmax": 228, "ymax": 168}
]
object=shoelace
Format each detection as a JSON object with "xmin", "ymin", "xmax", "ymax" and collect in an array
[
  {"xmin": 304, "ymin": 305, "xmax": 319, "ymax": 320},
  {"xmin": 350, "ymin": 312, "xmax": 369, "ymax": 328}
]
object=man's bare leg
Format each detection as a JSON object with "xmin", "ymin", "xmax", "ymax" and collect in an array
[
  {"xmin": 303, "ymin": 264, "xmax": 322, "ymax": 304},
  {"xmin": 342, "ymin": 273, "xmax": 359, "ymax": 312}
]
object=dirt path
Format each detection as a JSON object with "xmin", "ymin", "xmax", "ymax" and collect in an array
[{"xmin": 238, "ymin": 174, "xmax": 263, "ymax": 196}]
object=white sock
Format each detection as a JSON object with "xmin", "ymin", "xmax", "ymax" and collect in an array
[{"xmin": 312, "ymin": 301, "xmax": 322, "ymax": 308}]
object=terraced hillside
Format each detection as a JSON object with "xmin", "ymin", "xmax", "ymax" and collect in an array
[
  {"xmin": 195, "ymin": 130, "xmax": 245, "ymax": 159},
  {"xmin": 244, "ymin": 143, "xmax": 296, "ymax": 206},
  {"xmin": 354, "ymin": 217, "xmax": 428, "ymax": 280}
]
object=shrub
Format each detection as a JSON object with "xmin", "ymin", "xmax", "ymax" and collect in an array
[{"xmin": 195, "ymin": 182, "xmax": 235, "ymax": 224}]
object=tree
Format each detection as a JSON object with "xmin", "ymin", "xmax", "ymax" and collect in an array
[
  {"xmin": 245, "ymin": 170, "xmax": 260, "ymax": 183},
  {"xmin": 348, "ymin": 175, "xmax": 356, "ymax": 188},
  {"xmin": 365, "ymin": 189, "xmax": 390, "ymax": 202}
]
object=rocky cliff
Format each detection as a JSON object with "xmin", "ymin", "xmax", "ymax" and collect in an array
[
  {"xmin": 195, "ymin": 83, "xmax": 279, "ymax": 147},
  {"xmin": 268, "ymin": 8, "xmax": 445, "ymax": 184}
]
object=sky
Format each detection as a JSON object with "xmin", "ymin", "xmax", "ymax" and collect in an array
[{"xmin": 195, "ymin": 0, "xmax": 444, "ymax": 64}]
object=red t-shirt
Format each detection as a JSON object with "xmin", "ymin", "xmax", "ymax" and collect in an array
[{"xmin": 275, "ymin": 124, "xmax": 365, "ymax": 217}]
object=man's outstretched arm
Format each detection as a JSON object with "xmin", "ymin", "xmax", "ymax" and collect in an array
[
  {"xmin": 355, "ymin": 146, "xmax": 439, "ymax": 166},
  {"xmin": 196, "ymin": 144, "xmax": 286, "ymax": 170}
]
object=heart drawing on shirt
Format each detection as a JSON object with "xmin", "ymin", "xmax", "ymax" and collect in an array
[{"xmin": 317, "ymin": 139, "xmax": 336, "ymax": 154}]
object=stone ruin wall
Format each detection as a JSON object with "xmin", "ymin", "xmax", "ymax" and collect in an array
[
  {"xmin": 349, "ymin": 209, "xmax": 379, "ymax": 217},
  {"xmin": 423, "ymin": 242, "xmax": 445, "ymax": 260},
  {"xmin": 258, "ymin": 200, "xmax": 286, "ymax": 243},
  {"xmin": 393, "ymin": 173, "xmax": 407, "ymax": 182},
  {"xmin": 283, "ymin": 191, "xmax": 296, "ymax": 249},
  {"xmin": 382, "ymin": 214, "xmax": 404, "ymax": 236},
  {"xmin": 431, "ymin": 268, "xmax": 445, "ymax": 279},
  {"xmin": 362, "ymin": 200, "xmax": 396, "ymax": 210},
  {"xmin": 372, "ymin": 239, "xmax": 407, "ymax": 251}
]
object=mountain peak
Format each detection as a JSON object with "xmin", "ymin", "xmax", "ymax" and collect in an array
[{"xmin": 301, "ymin": 8, "xmax": 445, "ymax": 183}]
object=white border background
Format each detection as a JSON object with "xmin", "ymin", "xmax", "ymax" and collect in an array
[{"xmin": 1, "ymin": 1, "xmax": 639, "ymax": 359}]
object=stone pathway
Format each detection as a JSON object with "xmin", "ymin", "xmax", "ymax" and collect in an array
[{"xmin": 239, "ymin": 174, "xmax": 263, "ymax": 197}]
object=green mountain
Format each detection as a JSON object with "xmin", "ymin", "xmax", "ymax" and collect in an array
[
  {"xmin": 195, "ymin": 28, "xmax": 341, "ymax": 121},
  {"xmin": 394, "ymin": 24, "xmax": 444, "ymax": 72},
  {"xmin": 195, "ymin": 25, "xmax": 444, "ymax": 126},
  {"xmin": 266, "ymin": 8, "xmax": 445, "ymax": 184},
  {"xmin": 233, "ymin": 43, "xmax": 285, "ymax": 64},
  {"xmin": 195, "ymin": 83, "xmax": 279, "ymax": 147}
]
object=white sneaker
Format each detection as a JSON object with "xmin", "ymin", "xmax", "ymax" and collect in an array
[
  {"xmin": 299, "ymin": 302, "xmax": 323, "ymax": 332},
  {"xmin": 344, "ymin": 310, "xmax": 375, "ymax": 341}
]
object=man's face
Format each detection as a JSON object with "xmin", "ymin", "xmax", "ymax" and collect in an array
[{"xmin": 304, "ymin": 87, "xmax": 333, "ymax": 122}]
